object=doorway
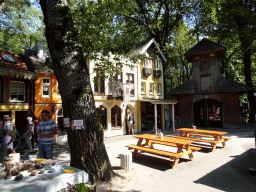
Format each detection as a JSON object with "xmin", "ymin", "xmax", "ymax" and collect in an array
[
  {"xmin": 194, "ymin": 99, "xmax": 222, "ymax": 128},
  {"xmin": 15, "ymin": 111, "xmax": 28, "ymax": 134}
]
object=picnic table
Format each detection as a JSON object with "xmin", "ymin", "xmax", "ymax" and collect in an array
[
  {"xmin": 0, "ymin": 164, "xmax": 89, "ymax": 192},
  {"xmin": 126, "ymin": 134, "xmax": 201, "ymax": 169},
  {"xmin": 176, "ymin": 128, "xmax": 231, "ymax": 152}
]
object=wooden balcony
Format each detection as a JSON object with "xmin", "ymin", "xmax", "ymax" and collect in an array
[
  {"xmin": 143, "ymin": 68, "xmax": 152, "ymax": 76},
  {"xmin": 154, "ymin": 69, "xmax": 162, "ymax": 78}
]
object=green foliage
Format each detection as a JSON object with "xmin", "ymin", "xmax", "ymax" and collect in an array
[
  {"xmin": 77, "ymin": 183, "xmax": 89, "ymax": 192},
  {"xmin": 0, "ymin": 0, "xmax": 47, "ymax": 53}
]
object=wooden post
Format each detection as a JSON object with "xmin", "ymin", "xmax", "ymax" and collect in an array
[
  {"xmin": 172, "ymin": 104, "xmax": 175, "ymax": 132},
  {"xmin": 154, "ymin": 104, "xmax": 157, "ymax": 135}
]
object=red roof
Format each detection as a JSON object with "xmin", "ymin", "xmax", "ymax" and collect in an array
[{"xmin": 0, "ymin": 50, "xmax": 30, "ymax": 71}]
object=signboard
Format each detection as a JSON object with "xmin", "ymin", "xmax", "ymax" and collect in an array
[
  {"xmin": 71, "ymin": 119, "xmax": 85, "ymax": 130},
  {"xmin": 63, "ymin": 117, "xmax": 70, "ymax": 128}
]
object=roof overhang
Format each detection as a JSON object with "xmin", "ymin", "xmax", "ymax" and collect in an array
[{"xmin": 0, "ymin": 67, "xmax": 39, "ymax": 80}]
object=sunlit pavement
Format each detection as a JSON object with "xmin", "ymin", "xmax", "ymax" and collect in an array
[{"xmin": 54, "ymin": 128, "xmax": 256, "ymax": 192}]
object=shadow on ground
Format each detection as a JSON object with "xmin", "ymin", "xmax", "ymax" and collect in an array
[
  {"xmin": 131, "ymin": 153, "xmax": 190, "ymax": 171},
  {"xmin": 194, "ymin": 148, "xmax": 256, "ymax": 192}
]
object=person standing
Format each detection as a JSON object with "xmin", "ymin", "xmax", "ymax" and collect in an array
[
  {"xmin": 37, "ymin": 110, "xmax": 57, "ymax": 159},
  {"xmin": 24, "ymin": 117, "xmax": 34, "ymax": 152},
  {"xmin": 3, "ymin": 115, "xmax": 15, "ymax": 157},
  {"xmin": 125, "ymin": 108, "xmax": 134, "ymax": 135},
  {"xmin": 32, "ymin": 116, "xmax": 41, "ymax": 150},
  {"xmin": 0, "ymin": 127, "xmax": 15, "ymax": 164}
]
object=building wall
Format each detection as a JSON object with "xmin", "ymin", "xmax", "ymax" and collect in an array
[
  {"xmin": 34, "ymin": 73, "xmax": 62, "ymax": 121},
  {"xmin": 221, "ymin": 93, "xmax": 242, "ymax": 128},
  {"xmin": 178, "ymin": 94, "xmax": 194, "ymax": 128}
]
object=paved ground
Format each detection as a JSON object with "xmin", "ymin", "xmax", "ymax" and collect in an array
[{"xmin": 53, "ymin": 127, "xmax": 256, "ymax": 192}]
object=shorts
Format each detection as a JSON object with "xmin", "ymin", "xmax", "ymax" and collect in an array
[{"xmin": 39, "ymin": 143, "xmax": 54, "ymax": 159}]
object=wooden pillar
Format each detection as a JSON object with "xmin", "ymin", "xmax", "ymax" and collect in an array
[
  {"xmin": 172, "ymin": 104, "xmax": 175, "ymax": 132},
  {"xmin": 154, "ymin": 104, "xmax": 157, "ymax": 135}
]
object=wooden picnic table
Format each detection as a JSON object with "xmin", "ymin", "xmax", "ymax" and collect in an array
[
  {"xmin": 126, "ymin": 134, "xmax": 201, "ymax": 169},
  {"xmin": 176, "ymin": 128, "xmax": 231, "ymax": 152}
]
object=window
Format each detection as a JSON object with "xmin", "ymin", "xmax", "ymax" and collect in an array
[
  {"xmin": 94, "ymin": 77, "xmax": 105, "ymax": 94},
  {"xmin": 153, "ymin": 60, "xmax": 162, "ymax": 69},
  {"xmin": 1, "ymin": 55, "xmax": 15, "ymax": 62},
  {"xmin": 42, "ymin": 77, "xmax": 51, "ymax": 97},
  {"xmin": 141, "ymin": 82, "xmax": 146, "ymax": 94},
  {"xmin": 126, "ymin": 73, "xmax": 134, "ymax": 96},
  {"xmin": 56, "ymin": 81, "xmax": 61, "ymax": 97},
  {"xmin": 143, "ymin": 60, "xmax": 152, "ymax": 68},
  {"xmin": 109, "ymin": 74, "xmax": 122, "ymax": 96},
  {"xmin": 10, "ymin": 81, "xmax": 25, "ymax": 102},
  {"xmin": 149, "ymin": 83, "xmax": 154, "ymax": 95},
  {"xmin": 111, "ymin": 105, "xmax": 121, "ymax": 128},
  {"xmin": 157, "ymin": 84, "xmax": 162, "ymax": 95},
  {"xmin": 96, "ymin": 105, "xmax": 107, "ymax": 130}
]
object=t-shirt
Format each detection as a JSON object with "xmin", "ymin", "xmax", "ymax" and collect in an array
[
  {"xmin": 37, "ymin": 119, "xmax": 57, "ymax": 144},
  {"xmin": 26, "ymin": 122, "xmax": 35, "ymax": 135},
  {"xmin": 3, "ymin": 120, "xmax": 13, "ymax": 131},
  {"xmin": 0, "ymin": 129, "xmax": 7, "ymax": 151}
]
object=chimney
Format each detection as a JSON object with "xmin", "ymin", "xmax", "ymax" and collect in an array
[{"xmin": 35, "ymin": 41, "xmax": 43, "ymax": 59}]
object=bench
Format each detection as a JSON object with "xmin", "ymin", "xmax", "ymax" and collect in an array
[
  {"xmin": 150, "ymin": 140, "xmax": 202, "ymax": 152},
  {"xmin": 188, "ymin": 133, "xmax": 231, "ymax": 141},
  {"xmin": 126, "ymin": 144, "xmax": 192, "ymax": 169}
]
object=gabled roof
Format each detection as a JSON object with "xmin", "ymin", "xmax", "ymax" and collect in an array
[
  {"xmin": 25, "ymin": 49, "xmax": 53, "ymax": 74},
  {"xmin": 184, "ymin": 38, "xmax": 226, "ymax": 63},
  {"xmin": 166, "ymin": 76, "xmax": 254, "ymax": 96},
  {"xmin": 0, "ymin": 50, "xmax": 38, "ymax": 80},
  {"xmin": 130, "ymin": 38, "xmax": 167, "ymax": 62},
  {"xmin": 166, "ymin": 78, "xmax": 195, "ymax": 95}
]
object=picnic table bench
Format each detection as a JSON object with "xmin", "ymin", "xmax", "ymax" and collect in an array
[
  {"xmin": 176, "ymin": 128, "xmax": 231, "ymax": 152},
  {"xmin": 126, "ymin": 134, "xmax": 200, "ymax": 169}
]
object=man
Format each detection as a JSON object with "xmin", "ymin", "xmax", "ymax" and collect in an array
[
  {"xmin": 23, "ymin": 117, "xmax": 34, "ymax": 152},
  {"xmin": 3, "ymin": 115, "xmax": 15, "ymax": 157},
  {"xmin": 0, "ymin": 125, "xmax": 15, "ymax": 164},
  {"xmin": 37, "ymin": 110, "xmax": 57, "ymax": 159}
]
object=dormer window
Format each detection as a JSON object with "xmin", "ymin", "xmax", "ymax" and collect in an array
[
  {"xmin": 153, "ymin": 59, "xmax": 162, "ymax": 78},
  {"xmin": 1, "ymin": 55, "xmax": 15, "ymax": 62},
  {"xmin": 143, "ymin": 60, "xmax": 152, "ymax": 68},
  {"xmin": 143, "ymin": 60, "xmax": 152, "ymax": 76}
]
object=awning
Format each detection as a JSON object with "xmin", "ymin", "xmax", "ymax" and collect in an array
[
  {"xmin": 139, "ymin": 98, "xmax": 178, "ymax": 105},
  {"xmin": 139, "ymin": 98, "xmax": 178, "ymax": 134}
]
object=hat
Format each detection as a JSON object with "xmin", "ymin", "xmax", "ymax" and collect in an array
[
  {"xmin": 3, "ymin": 115, "xmax": 11, "ymax": 120},
  {"xmin": 27, "ymin": 117, "xmax": 33, "ymax": 122}
]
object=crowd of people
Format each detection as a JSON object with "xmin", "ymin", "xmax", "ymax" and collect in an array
[{"xmin": 0, "ymin": 109, "xmax": 58, "ymax": 164}]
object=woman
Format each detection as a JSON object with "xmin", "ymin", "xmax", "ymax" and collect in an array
[
  {"xmin": 32, "ymin": 116, "xmax": 41, "ymax": 150},
  {"xmin": 125, "ymin": 108, "xmax": 134, "ymax": 135},
  {"xmin": 24, "ymin": 117, "xmax": 34, "ymax": 152}
]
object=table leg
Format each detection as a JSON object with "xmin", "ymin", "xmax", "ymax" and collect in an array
[
  {"xmin": 133, "ymin": 138, "xmax": 143, "ymax": 157},
  {"xmin": 212, "ymin": 144, "xmax": 217, "ymax": 152},
  {"xmin": 185, "ymin": 145, "xmax": 194, "ymax": 161},
  {"xmin": 148, "ymin": 140, "xmax": 154, "ymax": 149},
  {"xmin": 172, "ymin": 158, "xmax": 180, "ymax": 169}
]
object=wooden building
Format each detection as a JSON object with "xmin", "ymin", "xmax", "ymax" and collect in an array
[
  {"xmin": 166, "ymin": 38, "xmax": 254, "ymax": 128},
  {"xmin": 0, "ymin": 50, "xmax": 38, "ymax": 134}
]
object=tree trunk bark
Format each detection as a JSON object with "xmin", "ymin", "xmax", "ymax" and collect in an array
[
  {"xmin": 40, "ymin": 0, "xmax": 114, "ymax": 183},
  {"xmin": 243, "ymin": 48, "xmax": 255, "ymax": 122}
]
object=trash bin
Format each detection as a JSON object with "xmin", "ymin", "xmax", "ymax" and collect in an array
[{"xmin": 120, "ymin": 152, "xmax": 132, "ymax": 170}]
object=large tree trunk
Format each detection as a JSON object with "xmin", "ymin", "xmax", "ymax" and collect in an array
[
  {"xmin": 40, "ymin": 0, "xmax": 114, "ymax": 183},
  {"xmin": 243, "ymin": 48, "xmax": 255, "ymax": 122}
]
